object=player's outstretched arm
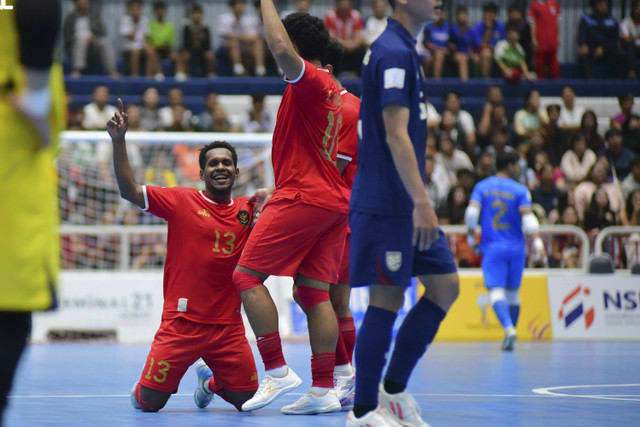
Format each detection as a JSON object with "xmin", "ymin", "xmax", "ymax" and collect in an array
[
  {"xmin": 383, "ymin": 104, "xmax": 439, "ymax": 250},
  {"xmin": 260, "ymin": 0, "xmax": 303, "ymax": 80},
  {"xmin": 107, "ymin": 98, "xmax": 145, "ymax": 209}
]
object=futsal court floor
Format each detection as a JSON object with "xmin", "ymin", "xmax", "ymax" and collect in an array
[{"xmin": 5, "ymin": 340, "xmax": 639, "ymax": 427}]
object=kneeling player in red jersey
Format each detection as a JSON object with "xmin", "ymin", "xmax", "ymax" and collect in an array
[{"xmin": 107, "ymin": 99, "xmax": 258, "ymax": 412}]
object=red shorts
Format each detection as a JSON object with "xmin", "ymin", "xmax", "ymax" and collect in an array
[
  {"xmin": 138, "ymin": 317, "xmax": 258, "ymax": 393},
  {"xmin": 239, "ymin": 194, "xmax": 348, "ymax": 284},
  {"xmin": 337, "ymin": 233, "xmax": 350, "ymax": 284}
]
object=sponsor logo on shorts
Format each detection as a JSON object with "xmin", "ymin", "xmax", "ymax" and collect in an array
[
  {"xmin": 385, "ymin": 251, "xmax": 402, "ymax": 272},
  {"xmin": 251, "ymin": 372, "xmax": 258, "ymax": 382},
  {"xmin": 237, "ymin": 210, "xmax": 250, "ymax": 226}
]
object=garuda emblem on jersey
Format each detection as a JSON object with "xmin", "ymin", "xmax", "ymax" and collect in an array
[
  {"xmin": 237, "ymin": 210, "xmax": 250, "ymax": 226},
  {"xmin": 385, "ymin": 251, "xmax": 402, "ymax": 272}
]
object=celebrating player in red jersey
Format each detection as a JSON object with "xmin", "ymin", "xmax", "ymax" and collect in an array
[
  {"xmin": 232, "ymin": 0, "xmax": 350, "ymax": 415},
  {"xmin": 107, "ymin": 99, "xmax": 258, "ymax": 413},
  {"xmin": 322, "ymin": 38, "xmax": 360, "ymax": 412}
]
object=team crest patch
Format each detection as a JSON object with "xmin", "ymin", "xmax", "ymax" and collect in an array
[
  {"xmin": 385, "ymin": 251, "xmax": 402, "ymax": 272},
  {"xmin": 237, "ymin": 210, "xmax": 250, "ymax": 226}
]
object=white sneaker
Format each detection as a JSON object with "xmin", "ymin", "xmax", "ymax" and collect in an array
[
  {"xmin": 255, "ymin": 65, "xmax": 266, "ymax": 77},
  {"xmin": 335, "ymin": 373, "xmax": 355, "ymax": 410},
  {"xmin": 233, "ymin": 63, "xmax": 246, "ymax": 76},
  {"xmin": 502, "ymin": 326, "xmax": 517, "ymax": 351},
  {"xmin": 193, "ymin": 360, "xmax": 215, "ymax": 408},
  {"xmin": 378, "ymin": 384, "xmax": 431, "ymax": 427},
  {"xmin": 241, "ymin": 367, "xmax": 302, "ymax": 411},
  {"xmin": 154, "ymin": 73, "xmax": 165, "ymax": 81},
  {"xmin": 281, "ymin": 389, "xmax": 341, "ymax": 415},
  {"xmin": 175, "ymin": 71, "xmax": 188, "ymax": 81},
  {"xmin": 346, "ymin": 406, "xmax": 404, "ymax": 426}
]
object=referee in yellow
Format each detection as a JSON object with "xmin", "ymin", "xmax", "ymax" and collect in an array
[{"xmin": 0, "ymin": 0, "xmax": 66, "ymax": 423}]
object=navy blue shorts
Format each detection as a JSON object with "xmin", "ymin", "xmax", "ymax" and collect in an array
[
  {"xmin": 481, "ymin": 246, "xmax": 526, "ymax": 289},
  {"xmin": 349, "ymin": 211, "xmax": 458, "ymax": 288}
]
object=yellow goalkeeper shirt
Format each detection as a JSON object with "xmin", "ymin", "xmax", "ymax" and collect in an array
[{"xmin": 0, "ymin": 5, "xmax": 66, "ymax": 311}]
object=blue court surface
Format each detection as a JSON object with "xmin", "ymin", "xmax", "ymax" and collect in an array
[{"xmin": 5, "ymin": 341, "xmax": 639, "ymax": 427}]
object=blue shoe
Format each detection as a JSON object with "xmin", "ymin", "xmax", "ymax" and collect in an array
[
  {"xmin": 194, "ymin": 360, "xmax": 215, "ymax": 408},
  {"xmin": 130, "ymin": 382, "xmax": 140, "ymax": 410}
]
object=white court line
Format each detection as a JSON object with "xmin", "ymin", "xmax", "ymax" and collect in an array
[{"xmin": 532, "ymin": 384, "xmax": 640, "ymax": 402}]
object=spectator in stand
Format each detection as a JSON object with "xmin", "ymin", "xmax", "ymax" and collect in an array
[
  {"xmin": 532, "ymin": 150, "xmax": 566, "ymax": 191},
  {"xmin": 558, "ymin": 86, "xmax": 584, "ymax": 131},
  {"xmin": 574, "ymin": 160, "xmax": 627, "ymax": 224},
  {"xmin": 507, "ymin": 3, "xmax": 532, "ymax": 67},
  {"xmin": 218, "ymin": 0, "xmax": 266, "ymax": 77},
  {"xmin": 583, "ymin": 188, "xmax": 618, "ymax": 231},
  {"xmin": 449, "ymin": 5, "xmax": 473, "ymax": 81},
  {"xmin": 280, "ymin": 0, "xmax": 312, "ymax": 18},
  {"xmin": 195, "ymin": 92, "xmax": 219, "ymax": 131},
  {"xmin": 627, "ymin": 189, "xmax": 640, "ymax": 225},
  {"xmin": 438, "ymin": 110, "xmax": 468, "ymax": 155},
  {"xmin": 210, "ymin": 104, "xmax": 236, "ymax": 133},
  {"xmin": 475, "ymin": 150, "xmax": 496, "ymax": 181},
  {"xmin": 477, "ymin": 86, "xmax": 510, "ymax": 148},
  {"xmin": 363, "ymin": 0, "xmax": 388, "ymax": 45},
  {"xmin": 561, "ymin": 133, "xmax": 597, "ymax": 186},
  {"xmin": 425, "ymin": 154, "xmax": 450, "ymax": 213},
  {"xmin": 177, "ymin": 4, "xmax": 216, "ymax": 79},
  {"xmin": 434, "ymin": 132, "xmax": 474, "ymax": 186},
  {"xmin": 165, "ymin": 105, "xmax": 194, "ymax": 132},
  {"xmin": 139, "ymin": 87, "xmax": 161, "ymax": 131},
  {"xmin": 437, "ymin": 185, "xmax": 469, "ymax": 226},
  {"xmin": 443, "ymin": 91, "xmax": 476, "ymax": 155},
  {"xmin": 544, "ymin": 104, "xmax": 569, "ymax": 164},
  {"xmin": 623, "ymin": 114, "xmax": 640, "ymax": 153},
  {"xmin": 493, "ymin": 23, "xmax": 532, "ymax": 81},
  {"xmin": 550, "ymin": 205, "xmax": 581, "ymax": 268},
  {"xmin": 125, "ymin": 104, "xmax": 143, "ymax": 131},
  {"xmin": 621, "ymin": 0, "xmax": 640, "ymax": 79},
  {"xmin": 532, "ymin": 163, "xmax": 563, "ymax": 218},
  {"xmin": 578, "ymin": 0, "xmax": 627, "ymax": 78},
  {"xmin": 82, "ymin": 85, "xmax": 118, "ymax": 130},
  {"xmin": 457, "ymin": 169, "xmax": 476, "ymax": 197},
  {"xmin": 611, "ymin": 92, "xmax": 635, "ymax": 130},
  {"xmin": 63, "ymin": 0, "xmax": 118, "ymax": 78},
  {"xmin": 622, "ymin": 157, "xmax": 640, "ymax": 198},
  {"xmin": 421, "ymin": 9, "xmax": 451, "ymax": 79},
  {"xmin": 426, "ymin": 98, "xmax": 441, "ymax": 130},
  {"xmin": 600, "ymin": 128, "xmax": 635, "ymax": 180},
  {"xmin": 528, "ymin": 0, "xmax": 560, "ymax": 79},
  {"xmin": 241, "ymin": 92, "xmax": 275, "ymax": 133},
  {"xmin": 514, "ymin": 89, "xmax": 544, "ymax": 145},
  {"xmin": 146, "ymin": 1, "xmax": 177, "ymax": 81},
  {"xmin": 580, "ymin": 109, "xmax": 605, "ymax": 152},
  {"xmin": 324, "ymin": 0, "xmax": 367, "ymax": 76},
  {"xmin": 468, "ymin": 2, "xmax": 506, "ymax": 78},
  {"xmin": 120, "ymin": 0, "xmax": 149, "ymax": 77},
  {"xmin": 159, "ymin": 87, "xmax": 192, "ymax": 130},
  {"xmin": 486, "ymin": 126, "xmax": 517, "ymax": 163}
]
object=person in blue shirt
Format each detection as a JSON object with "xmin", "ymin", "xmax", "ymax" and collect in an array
[
  {"xmin": 465, "ymin": 151, "xmax": 547, "ymax": 351},
  {"xmin": 449, "ymin": 5, "xmax": 473, "ymax": 80},
  {"xmin": 421, "ymin": 9, "xmax": 451, "ymax": 79},
  {"xmin": 468, "ymin": 2, "xmax": 506, "ymax": 78},
  {"xmin": 347, "ymin": 0, "xmax": 459, "ymax": 426}
]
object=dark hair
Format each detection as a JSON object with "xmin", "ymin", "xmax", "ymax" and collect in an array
[
  {"xmin": 618, "ymin": 92, "xmax": 634, "ymax": 104},
  {"xmin": 153, "ymin": 1, "xmax": 166, "ymax": 10},
  {"xmin": 443, "ymin": 91, "xmax": 460, "ymax": 102},
  {"xmin": 456, "ymin": 5, "xmax": 468, "ymax": 13},
  {"xmin": 605, "ymin": 128, "xmax": 622, "ymax": 140},
  {"xmin": 199, "ymin": 141, "xmax": 238, "ymax": 169},
  {"xmin": 251, "ymin": 92, "xmax": 266, "ymax": 103},
  {"xmin": 483, "ymin": 2, "xmax": 499, "ymax": 14},
  {"xmin": 508, "ymin": 3, "xmax": 522, "ymax": 14},
  {"xmin": 282, "ymin": 12, "xmax": 330, "ymax": 62},
  {"xmin": 191, "ymin": 4, "xmax": 203, "ymax": 13},
  {"xmin": 571, "ymin": 132, "xmax": 586, "ymax": 147},
  {"xmin": 506, "ymin": 23, "xmax": 520, "ymax": 33},
  {"xmin": 627, "ymin": 189, "xmax": 640, "ymax": 222},
  {"xmin": 496, "ymin": 151, "xmax": 519, "ymax": 171},
  {"xmin": 128, "ymin": 0, "xmax": 142, "ymax": 6},
  {"xmin": 322, "ymin": 37, "xmax": 345, "ymax": 75},
  {"xmin": 524, "ymin": 89, "xmax": 539, "ymax": 105},
  {"xmin": 630, "ymin": 156, "xmax": 640, "ymax": 169},
  {"xmin": 388, "ymin": 0, "xmax": 396, "ymax": 8},
  {"xmin": 547, "ymin": 103, "xmax": 561, "ymax": 114}
]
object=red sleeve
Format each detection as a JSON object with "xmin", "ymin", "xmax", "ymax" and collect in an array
[
  {"xmin": 324, "ymin": 13, "xmax": 336, "ymax": 32},
  {"xmin": 144, "ymin": 185, "xmax": 184, "ymax": 221},
  {"xmin": 354, "ymin": 12, "xmax": 364, "ymax": 31},
  {"xmin": 290, "ymin": 60, "xmax": 332, "ymax": 106},
  {"xmin": 337, "ymin": 94, "xmax": 360, "ymax": 160}
]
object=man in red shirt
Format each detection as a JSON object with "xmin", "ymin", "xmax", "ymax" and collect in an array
[
  {"xmin": 232, "ymin": 0, "xmax": 350, "ymax": 415},
  {"xmin": 322, "ymin": 38, "xmax": 360, "ymax": 411},
  {"xmin": 324, "ymin": 0, "xmax": 368, "ymax": 75},
  {"xmin": 107, "ymin": 99, "xmax": 258, "ymax": 413},
  {"xmin": 528, "ymin": 0, "xmax": 561, "ymax": 78}
]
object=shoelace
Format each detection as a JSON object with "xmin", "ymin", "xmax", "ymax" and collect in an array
[{"xmin": 255, "ymin": 375, "xmax": 274, "ymax": 396}]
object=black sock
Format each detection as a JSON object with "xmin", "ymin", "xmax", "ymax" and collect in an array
[
  {"xmin": 353, "ymin": 404, "xmax": 377, "ymax": 418},
  {"xmin": 384, "ymin": 380, "xmax": 406, "ymax": 394}
]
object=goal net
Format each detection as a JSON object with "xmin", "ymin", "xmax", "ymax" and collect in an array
[{"xmin": 57, "ymin": 131, "xmax": 273, "ymax": 270}]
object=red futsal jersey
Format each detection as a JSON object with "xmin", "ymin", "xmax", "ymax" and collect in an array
[
  {"xmin": 271, "ymin": 59, "xmax": 349, "ymax": 212},
  {"xmin": 528, "ymin": 0, "xmax": 560, "ymax": 51},
  {"xmin": 337, "ymin": 89, "xmax": 360, "ymax": 190},
  {"xmin": 143, "ymin": 186, "xmax": 252, "ymax": 325}
]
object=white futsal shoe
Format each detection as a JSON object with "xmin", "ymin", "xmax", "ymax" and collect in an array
[
  {"xmin": 281, "ymin": 389, "xmax": 341, "ymax": 415},
  {"xmin": 346, "ymin": 405, "xmax": 404, "ymax": 427},
  {"xmin": 241, "ymin": 367, "xmax": 302, "ymax": 411},
  {"xmin": 193, "ymin": 360, "xmax": 215, "ymax": 408},
  {"xmin": 502, "ymin": 326, "xmax": 517, "ymax": 351},
  {"xmin": 378, "ymin": 384, "xmax": 431, "ymax": 427},
  {"xmin": 335, "ymin": 371, "xmax": 356, "ymax": 410}
]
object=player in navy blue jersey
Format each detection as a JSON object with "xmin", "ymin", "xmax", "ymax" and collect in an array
[
  {"xmin": 347, "ymin": 1, "xmax": 459, "ymax": 426},
  {"xmin": 465, "ymin": 151, "xmax": 547, "ymax": 351}
]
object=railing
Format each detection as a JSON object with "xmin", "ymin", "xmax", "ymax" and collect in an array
[{"xmin": 593, "ymin": 226, "xmax": 640, "ymax": 269}]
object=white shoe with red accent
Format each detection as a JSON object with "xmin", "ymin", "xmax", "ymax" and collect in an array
[
  {"xmin": 378, "ymin": 384, "xmax": 431, "ymax": 427},
  {"xmin": 345, "ymin": 405, "xmax": 404, "ymax": 427}
]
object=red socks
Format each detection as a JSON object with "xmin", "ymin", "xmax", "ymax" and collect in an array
[
  {"xmin": 256, "ymin": 331, "xmax": 286, "ymax": 371},
  {"xmin": 311, "ymin": 352, "xmax": 335, "ymax": 388},
  {"xmin": 340, "ymin": 316, "xmax": 356, "ymax": 363}
]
